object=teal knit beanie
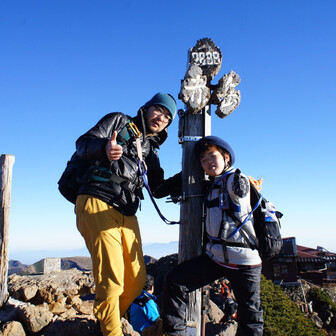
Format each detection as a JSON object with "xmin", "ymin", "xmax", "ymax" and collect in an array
[{"xmin": 143, "ymin": 93, "xmax": 177, "ymax": 120}]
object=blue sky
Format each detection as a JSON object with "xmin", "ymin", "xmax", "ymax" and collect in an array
[{"xmin": 1, "ymin": 0, "xmax": 335, "ymax": 264}]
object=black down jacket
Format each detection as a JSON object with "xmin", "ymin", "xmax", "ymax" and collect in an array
[{"xmin": 76, "ymin": 112, "xmax": 181, "ymax": 216}]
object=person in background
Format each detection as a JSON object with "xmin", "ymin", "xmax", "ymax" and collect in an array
[
  {"xmin": 130, "ymin": 275, "xmax": 160, "ymax": 334},
  {"xmin": 219, "ymin": 280, "xmax": 238, "ymax": 323},
  {"xmin": 75, "ymin": 93, "xmax": 181, "ymax": 336}
]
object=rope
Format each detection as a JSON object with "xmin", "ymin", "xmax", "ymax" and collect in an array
[
  {"xmin": 226, "ymin": 194, "xmax": 262, "ymax": 239},
  {"xmin": 138, "ymin": 160, "xmax": 180, "ymax": 225}
]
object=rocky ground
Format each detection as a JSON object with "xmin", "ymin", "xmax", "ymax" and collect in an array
[
  {"xmin": 0, "ymin": 255, "xmax": 238, "ymax": 336},
  {"xmin": 0, "ymin": 269, "xmax": 237, "ymax": 336},
  {"xmin": 0, "ymin": 269, "xmax": 136, "ymax": 336},
  {"xmin": 2, "ymin": 254, "xmax": 336, "ymax": 335}
]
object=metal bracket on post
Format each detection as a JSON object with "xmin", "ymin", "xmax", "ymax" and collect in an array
[
  {"xmin": 178, "ymin": 109, "xmax": 186, "ymax": 144},
  {"xmin": 178, "ymin": 108, "xmax": 204, "ymax": 144},
  {"xmin": 178, "ymin": 108, "xmax": 187, "ymax": 117},
  {"xmin": 166, "ymin": 192, "xmax": 204, "ymax": 203},
  {"xmin": 178, "ymin": 136, "xmax": 202, "ymax": 144}
]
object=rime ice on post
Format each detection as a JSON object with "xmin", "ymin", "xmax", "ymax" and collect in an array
[
  {"xmin": 189, "ymin": 38, "xmax": 222, "ymax": 79},
  {"xmin": 179, "ymin": 37, "xmax": 241, "ymax": 119},
  {"xmin": 212, "ymin": 70, "xmax": 241, "ymax": 119},
  {"xmin": 179, "ymin": 64, "xmax": 210, "ymax": 114}
]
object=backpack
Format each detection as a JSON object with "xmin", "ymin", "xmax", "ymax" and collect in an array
[
  {"xmin": 249, "ymin": 182, "xmax": 283, "ymax": 260},
  {"xmin": 57, "ymin": 152, "xmax": 99, "ymax": 204},
  {"xmin": 58, "ymin": 120, "xmax": 139, "ymax": 204},
  {"xmin": 205, "ymin": 169, "xmax": 283, "ymax": 260},
  {"xmin": 124, "ymin": 295, "xmax": 151, "ymax": 323}
]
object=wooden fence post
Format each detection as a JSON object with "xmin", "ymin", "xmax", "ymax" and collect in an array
[{"xmin": 0, "ymin": 154, "xmax": 15, "ymax": 307}]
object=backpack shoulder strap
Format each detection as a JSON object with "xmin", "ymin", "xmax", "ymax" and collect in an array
[
  {"xmin": 133, "ymin": 295, "xmax": 150, "ymax": 307},
  {"xmin": 249, "ymin": 182, "xmax": 262, "ymax": 210},
  {"xmin": 116, "ymin": 119, "xmax": 136, "ymax": 145},
  {"xmin": 217, "ymin": 169, "xmax": 261, "ymax": 247}
]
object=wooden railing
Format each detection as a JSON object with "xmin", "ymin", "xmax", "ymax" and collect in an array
[{"xmin": 322, "ymin": 278, "xmax": 336, "ymax": 288}]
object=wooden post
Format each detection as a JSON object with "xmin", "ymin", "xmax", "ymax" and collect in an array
[
  {"xmin": 178, "ymin": 38, "xmax": 222, "ymax": 336},
  {"xmin": 0, "ymin": 154, "xmax": 15, "ymax": 307},
  {"xmin": 178, "ymin": 38, "xmax": 240, "ymax": 335},
  {"xmin": 178, "ymin": 107, "xmax": 210, "ymax": 335}
]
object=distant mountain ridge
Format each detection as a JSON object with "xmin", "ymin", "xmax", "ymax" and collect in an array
[
  {"xmin": 9, "ymin": 241, "xmax": 178, "ymax": 266},
  {"xmin": 9, "ymin": 255, "xmax": 164, "ymax": 276},
  {"xmin": 9, "ymin": 256, "xmax": 93, "ymax": 276},
  {"xmin": 8, "ymin": 242, "xmax": 178, "ymax": 275}
]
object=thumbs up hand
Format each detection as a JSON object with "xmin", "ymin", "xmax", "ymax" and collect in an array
[{"xmin": 105, "ymin": 131, "xmax": 123, "ymax": 161}]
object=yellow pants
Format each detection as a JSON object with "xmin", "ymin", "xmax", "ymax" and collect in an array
[{"xmin": 76, "ymin": 195, "xmax": 146, "ymax": 336}]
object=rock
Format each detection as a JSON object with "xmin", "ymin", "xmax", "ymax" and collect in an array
[
  {"xmin": 7, "ymin": 254, "xmax": 335, "ymax": 336},
  {"xmin": 205, "ymin": 321, "xmax": 238, "ymax": 336},
  {"xmin": 207, "ymin": 299, "xmax": 224, "ymax": 323},
  {"xmin": 121, "ymin": 317, "xmax": 140, "ymax": 336},
  {"xmin": 146, "ymin": 254, "xmax": 178, "ymax": 304},
  {"xmin": 73, "ymin": 300, "xmax": 94, "ymax": 315},
  {"xmin": 59, "ymin": 307, "xmax": 77, "ymax": 319},
  {"xmin": 68, "ymin": 295, "xmax": 82, "ymax": 306},
  {"xmin": 17, "ymin": 304, "xmax": 54, "ymax": 334},
  {"xmin": 65, "ymin": 288, "xmax": 79, "ymax": 297},
  {"xmin": 0, "ymin": 321, "xmax": 26, "ymax": 336},
  {"xmin": 0, "ymin": 298, "xmax": 28, "ymax": 323},
  {"xmin": 7, "ymin": 269, "xmax": 95, "ymax": 312},
  {"xmin": 49, "ymin": 302, "xmax": 67, "ymax": 315},
  {"xmin": 43, "ymin": 316, "xmax": 101, "ymax": 336},
  {"xmin": 142, "ymin": 318, "xmax": 162, "ymax": 336},
  {"xmin": 7, "ymin": 277, "xmax": 37, "ymax": 302},
  {"xmin": 33, "ymin": 286, "xmax": 54, "ymax": 304},
  {"xmin": 19, "ymin": 284, "xmax": 38, "ymax": 302},
  {"xmin": 310, "ymin": 312, "xmax": 323, "ymax": 329}
]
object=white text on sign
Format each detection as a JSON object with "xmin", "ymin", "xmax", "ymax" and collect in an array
[{"xmin": 191, "ymin": 51, "xmax": 220, "ymax": 66}]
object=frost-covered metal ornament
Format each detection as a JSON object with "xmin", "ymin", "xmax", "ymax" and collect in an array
[
  {"xmin": 179, "ymin": 38, "xmax": 241, "ymax": 117},
  {"xmin": 189, "ymin": 38, "xmax": 222, "ymax": 79},
  {"xmin": 211, "ymin": 70, "xmax": 241, "ymax": 119},
  {"xmin": 178, "ymin": 63, "xmax": 210, "ymax": 114}
]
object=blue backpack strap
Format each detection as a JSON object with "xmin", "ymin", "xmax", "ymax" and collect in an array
[
  {"xmin": 205, "ymin": 168, "xmax": 261, "ymax": 250},
  {"xmin": 204, "ymin": 169, "xmax": 234, "ymax": 202},
  {"xmin": 226, "ymin": 190, "xmax": 262, "ymax": 240}
]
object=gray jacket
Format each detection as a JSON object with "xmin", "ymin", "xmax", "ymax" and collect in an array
[{"xmin": 205, "ymin": 169, "xmax": 261, "ymax": 266}]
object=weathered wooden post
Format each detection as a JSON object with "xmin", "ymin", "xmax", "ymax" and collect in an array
[
  {"xmin": 0, "ymin": 154, "xmax": 15, "ymax": 307},
  {"xmin": 178, "ymin": 38, "xmax": 241, "ymax": 335}
]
